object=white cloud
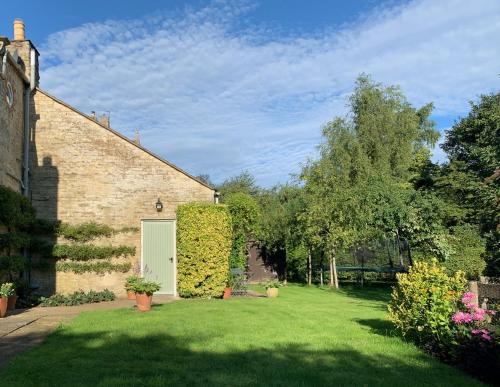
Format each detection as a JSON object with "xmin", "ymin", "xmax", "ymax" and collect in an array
[{"xmin": 39, "ymin": 0, "xmax": 500, "ymax": 186}]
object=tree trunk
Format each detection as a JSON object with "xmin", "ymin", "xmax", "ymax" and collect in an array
[
  {"xmin": 329, "ymin": 256, "xmax": 334, "ymax": 286},
  {"xmin": 307, "ymin": 249, "xmax": 312, "ymax": 286},
  {"xmin": 395, "ymin": 229, "xmax": 404, "ymax": 267},
  {"xmin": 320, "ymin": 254, "xmax": 324, "ymax": 286},
  {"xmin": 330, "ymin": 247, "xmax": 339, "ymax": 289}
]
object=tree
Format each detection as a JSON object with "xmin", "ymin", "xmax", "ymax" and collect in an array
[
  {"xmin": 300, "ymin": 75, "xmax": 441, "ymax": 287},
  {"xmin": 442, "ymin": 92, "xmax": 500, "ymax": 275},
  {"xmin": 195, "ymin": 174, "xmax": 214, "ymax": 187},
  {"xmin": 219, "ymin": 171, "xmax": 259, "ymax": 198}
]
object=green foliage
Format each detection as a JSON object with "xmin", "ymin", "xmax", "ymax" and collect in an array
[
  {"xmin": 443, "ymin": 225, "xmax": 486, "ymax": 280},
  {"xmin": 124, "ymin": 275, "xmax": 141, "ymax": 291},
  {"xmin": 55, "ymin": 261, "xmax": 131, "ymax": 274},
  {"xmin": 130, "ymin": 278, "xmax": 161, "ymax": 295},
  {"xmin": 225, "ymin": 192, "xmax": 261, "ymax": 238},
  {"xmin": 388, "ymin": 259, "xmax": 466, "ymax": 347},
  {"xmin": 0, "ymin": 232, "xmax": 31, "ymax": 250},
  {"xmin": 51, "ymin": 244, "xmax": 135, "ymax": 261},
  {"xmin": 56, "ymin": 222, "xmax": 139, "ymax": 242},
  {"xmin": 441, "ymin": 92, "xmax": 500, "ymax": 275},
  {"xmin": 57, "ymin": 222, "xmax": 114, "ymax": 242},
  {"xmin": 39, "ymin": 289, "xmax": 115, "ymax": 307},
  {"xmin": 286, "ymin": 244, "xmax": 308, "ymax": 282},
  {"xmin": 219, "ymin": 171, "xmax": 259, "ymax": 198},
  {"xmin": 177, "ymin": 203, "xmax": 232, "ymax": 298},
  {"xmin": 0, "ymin": 282, "xmax": 15, "ymax": 297},
  {"xmin": 443, "ymin": 92, "xmax": 499, "ymax": 179},
  {"xmin": 228, "ymin": 233, "xmax": 246, "ymax": 269},
  {"xmin": 225, "ymin": 192, "xmax": 260, "ymax": 269},
  {"xmin": 0, "ymin": 255, "xmax": 26, "ymax": 278},
  {"xmin": 0, "ymin": 185, "xmax": 36, "ymax": 230},
  {"xmin": 263, "ymin": 279, "xmax": 282, "ymax": 289}
]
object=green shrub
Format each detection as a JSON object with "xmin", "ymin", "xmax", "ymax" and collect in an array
[
  {"xmin": 39, "ymin": 289, "xmax": 115, "ymax": 307},
  {"xmin": 388, "ymin": 259, "xmax": 467, "ymax": 348},
  {"xmin": 225, "ymin": 193, "xmax": 260, "ymax": 269},
  {"xmin": 177, "ymin": 203, "xmax": 232, "ymax": 298},
  {"xmin": 55, "ymin": 261, "xmax": 131, "ymax": 274},
  {"xmin": 130, "ymin": 278, "xmax": 161, "ymax": 295},
  {"xmin": 444, "ymin": 225, "xmax": 486, "ymax": 280},
  {"xmin": 0, "ymin": 185, "xmax": 36, "ymax": 230},
  {"xmin": 0, "ymin": 255, "xmax": 26, "ymax": 275},
  {"xmin": 52, "ymin": 244, "xmax": 135, "ymax": 261}
]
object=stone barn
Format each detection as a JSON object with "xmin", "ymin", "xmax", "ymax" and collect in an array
[{"xmin": 0, "ymin": 20, "xmax": 215, "ymax": 296}]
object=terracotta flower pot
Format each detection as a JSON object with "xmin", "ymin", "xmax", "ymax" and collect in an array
[
  {"xmin": 266, "ymin": 288, "xmax": 279, "ymax": 298},
  {"xmin": 7, "ymin": 294, "xmax": 18, "ymax": 310},
  {"xmin": 223, "ymin": 288, "xmax": 232, "ymax": 299},
  {"xmin": 135, "ymin": 292, "xmax": 153, "ymax": 312},
  {"xmin": 127, "ymin": 290, "xmax": 136, "ymax": 300},
  {"xmin": 0, "ymin": 296, "xmax": 8, "ymax": 318}
]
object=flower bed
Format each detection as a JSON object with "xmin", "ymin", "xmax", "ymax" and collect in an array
[{"xmin": 389, "ymin": 260, "xmax": 499, "ymax": 384}]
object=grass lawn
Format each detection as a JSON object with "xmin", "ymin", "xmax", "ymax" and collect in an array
[{"xmin": 1, "ymin": 285, "xmax": 481, "ymax": 386}]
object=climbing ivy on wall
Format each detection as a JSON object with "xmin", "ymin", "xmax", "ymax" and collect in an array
[
  {"xmin": 52, "ymin": 244, "xmax": 135, "ymax": 261},
  {"xmin": 177, "ymin": 203, "xmax": 232, "ymax": 298},
  {"xmin": 0, "ymin": 186, "xmax": 36, "ymax": 281}
]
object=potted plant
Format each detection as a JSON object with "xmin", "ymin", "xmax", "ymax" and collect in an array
[
  {"xmin": 0, "ymin": 283, "xmax": 15, "ymax": 318},
  {"xmin": 7, "ymin": 282, "xmax": 18, "ymax": 310},
  {"xmin": 131, "ymin": 278, "xmax": 161, "ymax": 312},
  {"xmin": 124, "ymin": 275, "xmax": 139, "ymax": 300},
  {"xmin": 223, "ymin": 273, "xmax": 236, "ymax": 300},
  {"xmin": 264, "ymin": 279, "xmax": 281, "ymax": 298}
]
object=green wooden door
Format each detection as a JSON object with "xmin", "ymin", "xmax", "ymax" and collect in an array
[{"xmin": 142, "ymin": 220, "xmax": 176, "ymax": 294}]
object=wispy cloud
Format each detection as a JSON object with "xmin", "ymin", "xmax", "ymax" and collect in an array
[{"xmin": 39, "ymin": 0, "xmax": 500, "ymax": 186}]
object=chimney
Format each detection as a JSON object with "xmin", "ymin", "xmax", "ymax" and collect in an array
[
  {"xmin": 133, "ymin": 129, "xmax": 141, "ymax": 145},
  {"xmin": 13, "ymin": 19, "xmax": 25, "ymax": 41},
  {"xmin": 98, "ymin": 114, "xmax": 110, "ymax": 128},
  {"xmin": 6, "ymin": 19, "xmax": 39, "ymax": 86}
]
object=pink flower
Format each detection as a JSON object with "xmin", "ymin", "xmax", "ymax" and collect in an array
[
  {"xmin": 452, "ymin": 312, "xmax": 466, "ymax": 324},
  {"xmin": 472, "ymin": 308, "xmax": 486, "ymax": 322},
  {"xmin": 482, "ymin": 333, "xmax": 492, "ymax": 341},
  {"xmin": 462, "ymin": 292, "xmax": 475, "ymax": 304},
  {"xmin": 465, "ymin": 303, "xmax": 477, "ymax": 310}
]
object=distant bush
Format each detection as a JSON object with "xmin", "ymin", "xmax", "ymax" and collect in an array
[
  {"xmin": 177, "ymin": 203, "xmax": 232, "ymax": 298},
  {"xmin": 388, "ymin": 259, "xmax": 466, "ymax": 349},
  {"xmin": 444, "ymin": 225, "xmax": 486, "ymax": 280},
  {"xmin": 39, "ymin": 289, "xmax": 115, "ymax": 307}
]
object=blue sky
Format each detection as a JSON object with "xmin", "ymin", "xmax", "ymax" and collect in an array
[{"xmin": 2, "ymin": 0, "xmax": 499, "ymax": 186}]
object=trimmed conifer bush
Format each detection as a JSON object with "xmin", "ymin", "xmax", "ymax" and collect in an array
[{"xmin": 177, "ymin": 203, "xmax": 232, "ymax": 298}]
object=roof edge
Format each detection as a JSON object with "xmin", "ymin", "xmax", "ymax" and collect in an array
[{"xmin": 35, "ymin": 87, "xmax": 215, "ymax": 191}]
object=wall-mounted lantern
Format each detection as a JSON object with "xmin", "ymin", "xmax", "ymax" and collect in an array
[
  {"xmin": 214, "ymin": 191, "xmax": 220, "ymax": 204},
  {"xmin": 155, "ymin": 198, "xmax": 163, "ymax": 212}
]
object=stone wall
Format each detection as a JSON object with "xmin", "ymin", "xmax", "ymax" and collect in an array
[
  {"xmin": 29, "ymin": 89, "xmax": 214, "ymax": 295},
  {"xmin": 0, "ymin": 50, "xmax": 26, "ymax": 193}
]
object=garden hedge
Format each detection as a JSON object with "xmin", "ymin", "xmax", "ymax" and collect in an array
[{"xmin": 177, "ymin": 203, "xmax": 232, "ymax": 298}]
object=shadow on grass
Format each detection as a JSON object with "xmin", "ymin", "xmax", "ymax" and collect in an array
[
  {"xmin": 355, "ymin": 318, "xmax": 396, "ymax": 337},
  {"xmin": 0, "ymin": 329, "xmax": 478, "ymax": 387},
  {"xmin": 336, "ymin": 283, "xmax": 393, "ymax": 304}
]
